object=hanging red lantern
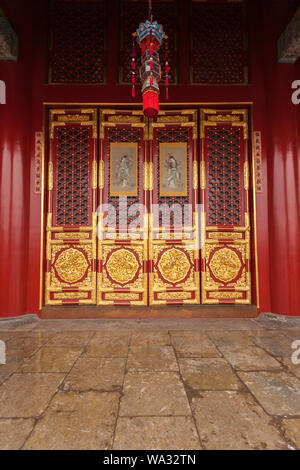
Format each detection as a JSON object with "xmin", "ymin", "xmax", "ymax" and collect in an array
[{"xmin": 132, "ymin": 0, "xmax": 169, "ymax": 117}]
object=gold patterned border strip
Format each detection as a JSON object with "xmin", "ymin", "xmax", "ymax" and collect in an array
[
  {"xmin": 193, "ymin": 161, "xmax": 198, "ymax": 190},
  {"xmin": 50, "ymin": 109, "xmax": 97, "ymax": 139}
]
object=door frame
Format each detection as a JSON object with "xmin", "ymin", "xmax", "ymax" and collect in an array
[{"xmin": 40, "ymin": 102, "xmax": 259, "ymax": 310}]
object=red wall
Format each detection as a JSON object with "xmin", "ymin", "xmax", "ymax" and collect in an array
[
  {"xmin": 0, "ymin": 0, "xmax": 33, "ymax": 318},
  {"xmin": 0, "ymin": 0, "xmax": 299, "ymax": 317},
  {"xmin": 262, "ymin": 0, "xmax": 300, "ymax": 316}
]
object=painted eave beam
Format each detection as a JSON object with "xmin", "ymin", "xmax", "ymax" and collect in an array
[
  {"xmin": 278, "ymin": 7, "xmax": 300, "ymax": 64},
  {"xmin": 0, "ymin": 8, "xmax": 18, "ymax": 62}
]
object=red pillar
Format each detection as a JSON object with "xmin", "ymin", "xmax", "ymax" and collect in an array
[
  {"xmin": 0, "ymin": 0, "xmax": 33, "ymax": 317},
  {"xmin": 263, "ymin": 1, "xmax": 300, "ymax": 316}
]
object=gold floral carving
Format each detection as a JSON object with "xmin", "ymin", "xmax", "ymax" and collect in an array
[
  {"xmin": 207, "ymin": 115, "xmax": 240, "ymax": 122},
  {"xmin": 106, "ymin": 248, "xmax": 139, "ymax": 285},
  {"xmin": 108, "ymin": 115, "xmax": 141, "ymax": 123},
  {"xmin": 157, "ymin": 115, "xmax": 189, "ymax": 123},
  {"xmin": 200, "ymin": 161, "xmax": 206, "ymax": 190},
  {"xmin": 148, "ymin": 162, "xmax": 153, "ymax": 191},
  {"xmin": 105, "ymin": 293, "xmax": 140, "ymax": 300},
  {"xmin": 48, "ymin": 162, "xmax": 53, "ymax": 191},
  {"xmin": 99, "ymin": 160, "xmax": 104, "ymax": 189},
  {"xmin": 208, "ymin": 232, "xmax": 242, "ymax": 240},
  {"xmin": 55, "ymin": 233, "xmax": 90, "ymax": 240},
  {"xmin": 57, "ymin": 114, "xmax": 90, "ymax": 122},
  {"xmin": 53, "ymin": 292, "xmax": 88, "ymax": 300},
  {"xmin": 144, "ymin": 162, "xmax": 149, "ymax": 191},
  {"xmin": 157, "ymin": 292, "xmax": 191, "ymax": 300},
  {"xmin": 210, "ymin": 291, "xmax": 243, "ymax": 300},
  {"xmin": 209, "ymin": 248, "xmax": 241, "ymax": 283},
  {"xmin": 54, "ymin": 248, "xmax": 89, "ymax": 284},
  {"xmin": 158, "ymin": 248, "xmax": 190, "ymax": 284},
  {"xmin": 244, "ymin": 161, "xmax": 249, "ymax": 190},
  {"xmin": 92, "ymin": 160, "xmax": 97, "ymax": 189},
  {"xmin": 193, "ymin": 161, "xmax": 198, "ymax": 190}
]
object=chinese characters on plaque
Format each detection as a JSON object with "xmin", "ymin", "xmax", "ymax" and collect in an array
[
  {"xmin": 34, "ymin": 132, "xmax": 43, "ymax": 194},
  {"xmin": 254, "ymin": 131, "xmax": 263, "ymax": 193}
]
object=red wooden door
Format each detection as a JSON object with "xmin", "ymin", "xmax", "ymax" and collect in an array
[
  {"xmin": 148, "ymin": 110, "xmax": 200, "ymax": 305},
  {"xmin": 45, "ymin": 109, "xmax": 98, "ymax": 305},
  {"xmin": 97, "ymin": 110, "xmax": 148, "ymax": 305},
  {"xmin": 200, "ymin": 109, "xmax": 251, "ymax": 304}
]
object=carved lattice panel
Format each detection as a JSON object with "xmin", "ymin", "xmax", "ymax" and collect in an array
[
  {"xmin": 149, "ymin": 111, "xmax": 200, "ymax": 305},
  {"xmin": 98, "ymin": 110, "xmax": 148, "ymax": 305},
  {"xmin": 119, "ymin": 0, "xmax": 177, "ymax": 84},
  {"xmin": 190, "ymin": 0, "xmax": 248, "ymax": 84},
  {"xmin": 45, "ymin": 109, "xmax": 98, "ymax": 305},
  {"xmin": 49, "ymin": 0, "xmax": 106, "ymax": 84},
  {"xmin": 200, "ymin": 109, "xmax": 251, "ymax": 304}
]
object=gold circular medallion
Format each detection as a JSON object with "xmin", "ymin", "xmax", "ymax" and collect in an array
[
  {"xmin": 158, "ymin": 248, "xmax": 191, "ymax": 284},
  {"xmin": 54, "ymin": 248, "xmax": 89, "ymax": 284},
  {"xmin": 209, "ymin": 247, "xmax": 242, "ymax": 283},
  {"xmin": 106, "ymin": 248, "xmax": 139, "ymax": 285}
]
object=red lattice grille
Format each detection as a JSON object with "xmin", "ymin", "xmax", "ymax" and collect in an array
[
  {"xmin": 120, "ymin": 0, "xmax": 177, "ymax": 84},
  {"xmin": 50, "ymin": 0, "xmax": 105, "ymax": 84},
  {"xmin": 207, "ymin": 126, "xmax": 241, "ymax": 226},
  {"xmin": 191, "ymin": 1, "xmax": 246, "ymax": 84},
  {"xmin": 55, "ymin": 127, "xmax": 91, "ymax": 227}
]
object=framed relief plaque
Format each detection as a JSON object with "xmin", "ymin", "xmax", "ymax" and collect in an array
[
  {"xmin": 159, "ymin": 143, "xmax": 188, "ymax": 197},
  {"xmin": 110, "ymin": 143, "xmax": 138, "ymax": 197}
]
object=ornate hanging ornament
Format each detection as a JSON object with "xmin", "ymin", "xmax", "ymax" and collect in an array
[{"xmin": 131, "ymin": 0, "xmax": 169, "ymax": 117}]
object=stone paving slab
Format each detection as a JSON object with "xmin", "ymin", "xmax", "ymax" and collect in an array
[
  {"xmin": 0, "ymin": 373, "xmax": 64, "ymax": 418},
  {"xmin": 0, "ymin": 371, "xmax": 12, "ymax": 385},
  {"xmin": 19, "ymin": 346, "xmax": 82, "ymax": 373},
  {"xmin": 208, "ymin": 331, "xmax": 256, "ymax": 348},
  {"xmin": 251, "ymin": 331, "xmax": 295, "ymax": 357},
  {"xmin": 0, "ymin": 318, "xmax": 299, "ymax": 450},
  {"xmin": 130, "ymin": 331, "xmax": 170, "ymax": 347},
  {"xmin": 171, "ymin": 332, "xmax": 221, "ymax": 358},
  {"xmin": 46, "ymin": 331, "xmax": 94, "ymax": 349},
  {"xmin": 191, "ymin": 391, "xmax": 288, "ymax": 450},
  {"xmin": 119, "ymin": 372, "xmax": 191, "ymax": 417},
  {"xmin": 218, "ymin": 345, "xmax": 283, "ymax": 371},
  {"xmin": 279, "ymin": 357, "xmax": 300, "ymax": 379},
  {"xmin": 127, "ymin": 347, "xmax": 178, "ymax": 372},
  {"xmin": 0, "ymin": 418, "xmax": 35, "ymax": 450},
  {"xmin": 62, "ymin": 357, "xmax": 126, "ymax": 392},
  {"xmin": 238, "ymin": 371, "xmax": 300, "ymax": 416},
  {"xmin": 113, "ymin": 417, "xmax": 201, "ymax": 450},
  {"xmin": 179, "ymin": 358, "xmax": 241, "ymax": 391},
  {"xmin": 84, "ymin": 333, "xmax": 130, "ymax": 358},
  {"xmin": 280, "ymin": 419, "xmax": 300, "ymax": 449},
  {"xmin": 23, "ymin": 391, "xmax": 119, "ymax": 450}
]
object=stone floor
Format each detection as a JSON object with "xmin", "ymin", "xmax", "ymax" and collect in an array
[{"xmin": 0, "ymin": 315, "xmax": 300, "ymax": 450}]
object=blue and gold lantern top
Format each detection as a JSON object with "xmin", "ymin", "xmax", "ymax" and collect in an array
[{"xmin": 136, "ymin": 20, "xmax": 165, "ymax": 46}]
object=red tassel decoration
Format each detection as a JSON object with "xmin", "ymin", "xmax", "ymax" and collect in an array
[
  {"xmin": 132, "ymin": 35, "xmax": 136, "ymax": 58},
  {"xmin": 132, "ymin": 34, "xmax": 136, "ymax": 98},
  {"xmin": 164, "ymin": 36, "xmax": 169, "ymax": 100}
]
